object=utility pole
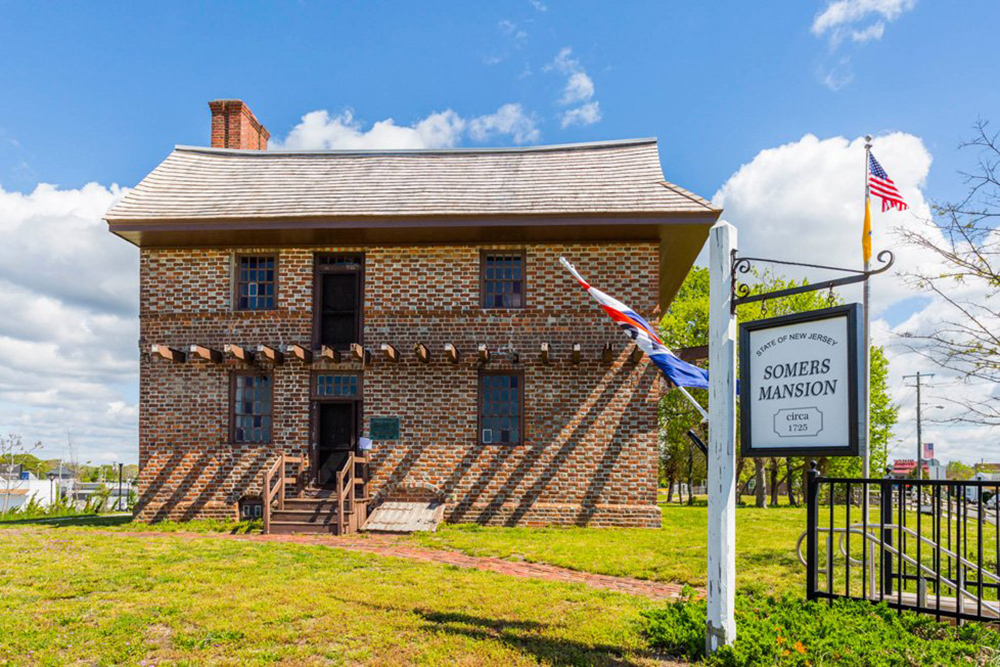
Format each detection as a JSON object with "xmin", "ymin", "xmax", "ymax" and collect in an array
[{"xmin": 903, "ymin": 372, "xmax": 934, "ymax": 480}]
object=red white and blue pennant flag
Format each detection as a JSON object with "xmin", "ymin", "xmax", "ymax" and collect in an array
[{"xmin": 559, "ymin": 257, "xmax": 709, "ymax": 390}]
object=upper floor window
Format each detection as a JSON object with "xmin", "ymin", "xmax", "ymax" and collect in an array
[
  {"xmin": 231, "ymin": 372, "xmax": 272, "ymax": 444},
  {"xmin": 235, "ymin": 255, "xmax": 277, "ymax": 311},
  {"xmin": 314, "ymin": 254, "xmax": 364, "ymax": 349},
  {"xmin": 481, "ymin": 251, "xmax": 525, "ymax": 309},
  {"xmin": 479, "ymin": 371, "xmax": 523, "ymax": 445}
]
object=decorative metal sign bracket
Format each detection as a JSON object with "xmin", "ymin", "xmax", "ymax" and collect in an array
[{"xmin": 730, "ymin": 249, "xmax": 895, "ymax": 314}]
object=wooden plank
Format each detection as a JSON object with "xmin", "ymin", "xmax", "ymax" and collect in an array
[
  {"xmin": 381, "ymin": 343, "xmax": 399, "ymax": 362},
  {"xmin": 224, "ymin": 344, "xmax": 255, "ymax": 363},
  {"xmin": 285, "ymin": 344, "xmax": 313, "ymax": 364},
  {"xmin": 677, "ymin": 344, "xmax": 708, "ymax": 363},
  {"xmin": 540, "ymin": 342, "xmax": 550, "ymax": 365},
  {"xmin": 572, "ymin": 343, "xmax": 581, "ymax": 364},
  {"xmin": 601, "ymin": 343, "xmax": 614, "ymax": 364},
  {"xmin": 629, "ymin": 346, "xmax": 643, "ymax": 364},
  {"xmin": 414, "ymin": 343, "xmax": 430, "ymax": 363},
  {"xmin": 478, "ymin": 344, "xmax": 490, "ymax": 364},
  {"xmin": 257, "ymin": 344, "xmax": 284, "ymax": 365},
  {"xmin": 350, "ymin": 343, "xmax": 370, "ymax": 364},
  {"xmin": 151, "ymin": 344, "xmax": 186, "ymax": 363},
  {"xmin": 445, "ymin": 343, "xmax": 459, "ymax": 364},
  {"xmin": 319, "ymin": 345, "xmax": 341, "ymax": 363},
  {"xmin": 188, "ymin": 345, "xmax": 222, "ymax": 363}
]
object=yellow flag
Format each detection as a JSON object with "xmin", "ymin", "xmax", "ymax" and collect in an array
[{"xmin": 862, "ymin": 197, "xmax": 872, "ymax": 264}]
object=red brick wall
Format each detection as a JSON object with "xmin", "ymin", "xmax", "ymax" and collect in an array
[{"xmin": 136, "ymin": 244, "xmax": 662, "ymax": 527}]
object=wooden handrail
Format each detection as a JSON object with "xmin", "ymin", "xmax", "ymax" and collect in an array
[{"xmin": 261, "ymin": 452, "xmax": 308, "ymax": 534}]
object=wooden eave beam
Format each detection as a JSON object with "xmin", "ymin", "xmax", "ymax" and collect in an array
[
  {"xmin": 151, "ymin": 344, "xmax": 186, "ymax": 363},
  {"xmin": 381, "ymin": 343, "xmax": 399, "ymax": 363},
  {"xmin": 414, "ymin": 343, "xmax": 430, "ymax": 363},
  {"xmin": 478, "ymin": 344, "xmax": 490, "ymax": 364},
  {"xmin": 285, "ymin": 344, "xmax": 313, "ymax": 364},
  {"xmin": 676, "ymin": 345, "xmax": 708, "ymax": 364},
  {"xmin": 629, "ymin": 346, "xmax": 644, "ymax": 364},
  {"xmin": 188, "ymin": 345, "xmax": 222, "ymax": 363},
  {"xmin": 602, "ymin": 343, "xmax": 614, "ymax": 364},
  {"xmin": 351, "ymin": 343, "xmax": 371, "ymax": 364},
  {"xmin": 319, "ymin": 345, "xmax": 342, "ymax": 363},
  {"xmin": 572, "ymin": 343, "xmax": 582, "ymax": 364},
  {"xmin": 540, "ymin": 342, "xmax": 550, "ymax": 365},
  {"xmin": 445, "ymin": 343, "xmax": 459, "ymax": 364},
  {"xmin": 224, "ymin": 344, "xmax": 255, "ymax": 363},
  {"xmin": 257, "ymin": 345, "xmax": 284, "ymax": 365}
]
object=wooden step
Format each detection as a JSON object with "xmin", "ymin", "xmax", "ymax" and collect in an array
[
  {"xmin": 269, "ymin": 521, "xmax": 345, "ymax": 535},
  {"xmin": 270, "ymin": 509, "xmax": 343, "ymax": 525}
]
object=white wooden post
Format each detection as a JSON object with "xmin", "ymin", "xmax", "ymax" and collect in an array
[{"xmin": 707, "ymin": 221, "xmax": 737, "ymax": 652}]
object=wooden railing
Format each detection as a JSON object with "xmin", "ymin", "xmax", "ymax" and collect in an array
[
  {"xmin": 335, "ymin": 452, "xmax": 355, "ymax": 532},
  {"xmin": 262, "ymin": 452, "xmax": 304, "ymax": 534}
]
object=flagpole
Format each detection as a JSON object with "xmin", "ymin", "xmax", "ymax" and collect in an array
[{"xmin": 863, "ymin": 135, "xmax": 873, "ymax": 518}]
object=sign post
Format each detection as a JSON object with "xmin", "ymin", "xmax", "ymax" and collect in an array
[{"xmin": 707, "ymin": 221, "xmax": 737, "ymax": 652}]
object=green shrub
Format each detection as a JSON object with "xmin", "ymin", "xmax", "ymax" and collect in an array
[{"xmin": 642, "ymin": 593, "xmax": 1000, "ymax": 666}]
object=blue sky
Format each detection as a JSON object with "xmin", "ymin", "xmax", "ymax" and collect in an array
[{"xmin": 0, "ymin": 0, "xmax": 997, "ymax": 465}]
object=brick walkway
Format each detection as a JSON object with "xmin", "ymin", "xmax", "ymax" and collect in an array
[{"xmin": 107, "ymin": 530, "xmax": 691, "ymax": 601}]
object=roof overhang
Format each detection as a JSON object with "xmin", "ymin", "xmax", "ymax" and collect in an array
[{"xmin": 108, "ymin": 210, "xmax": 719, "ymax": 315}]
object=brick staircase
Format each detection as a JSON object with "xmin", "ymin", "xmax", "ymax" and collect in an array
[{"xmin": 262, "ymin": 452, "xmax": 370, "ymax": 535}]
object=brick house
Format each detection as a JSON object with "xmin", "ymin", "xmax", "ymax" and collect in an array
[{"xmin": 105, "ymin": 100, "xmax": 720, "ymax": 532}]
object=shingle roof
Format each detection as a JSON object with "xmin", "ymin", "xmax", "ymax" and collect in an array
[{"xmin": 105, "ymin": 138, "xmax": 717, "ymax": 222}]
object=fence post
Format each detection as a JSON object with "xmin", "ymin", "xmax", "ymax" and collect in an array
[
  {"xmin": 806, "ymin": 460, "xmax": 820, "ymax": 601},
  {"xmin": 881, "ymin": 476, "xmax": 894, "ymax": 595}
]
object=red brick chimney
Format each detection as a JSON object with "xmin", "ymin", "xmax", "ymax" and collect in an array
[{"xmin": 208, "ymin": 100, "xmax": 270, "ymax": 150}]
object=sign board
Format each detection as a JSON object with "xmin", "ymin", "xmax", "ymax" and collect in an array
[
  {"xmin": 739, "ymin": 304, "xmax": 863, "ymax": 457},
  {"xmin": 369, "ymin": 417, "xmax": 400, "ymax": 440}
]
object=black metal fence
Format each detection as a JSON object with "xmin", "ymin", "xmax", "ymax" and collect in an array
[{"xmin": 804, "ymin": 464, "xmax": 1000, "ymax": 622}]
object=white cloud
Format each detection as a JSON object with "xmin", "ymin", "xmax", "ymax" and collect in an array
[
  {"xmin": 560, "ymin": 72, "xmax": 595, "ymax": 106},
  {"xmin": 546, "ymin": 47, "xmax": 602, "ymax": 128},
  {"xmin": 274, "ymin": 109, "xmax": 467, "ymax": 151},
  {"xmin": 485, "ymin": 20, "xmax": 528, "ymax": 65},
  {"xmin": 468, "ymin": 103, "xmax": 540, "ymax": 144},
  {"xmin": 560, "ymin": 101, "xmax": 602, "ymax": 129},
  {"xmin": 711, "ymin": 132, "xmax": 1000, "ymax": 463},
  {"xmin": 275, "ymin": 104, "xmax": 540, "ymax": 150},
  {"xmin": 811, "ymin": 0, "xmax": 916, "ymax": 89},
  {"xmin": 0, "ymin": 181, "xmax": 139, "ymax": 465},
  {"xmin": 812, "ymin": 0, "xmax": 916, "ymax": 40},
  {"xmin": 529, "ymin": 0, "xmax": 547, "ymax": 11},
  {"xmin": 851, "ymin": 20, "xmax": 885, "ymax": 42}
]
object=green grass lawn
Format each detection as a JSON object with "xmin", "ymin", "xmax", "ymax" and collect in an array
[
  {"xmin": 0, "ymin": 524, "xmax": 662, "ymax": 666},
  {"xmin": 411, "ymin": 504, "xmax": 811, "ymax": 596},
  {"xmin": 3, "ymin": 506, "xmax": 997, "ymax": 665}
]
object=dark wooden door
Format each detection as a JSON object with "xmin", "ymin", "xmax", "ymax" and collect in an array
[
  {"xmin": 316, "ymin": 402, "xmax": 356, "ymax": 486},
  {"xmin": 319, "ymin": 272, "xmax": 360, "ymax": 349}
]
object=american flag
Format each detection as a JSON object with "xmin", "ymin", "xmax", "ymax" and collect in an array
[{"xmin": 868, "ymin": 153, "xmax": 908, "ymax": 212}]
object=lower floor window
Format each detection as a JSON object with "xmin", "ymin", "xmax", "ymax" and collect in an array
[
  {"xmin": 239, "ymin": 497, "xmax": 263, "ymax": 519},
  {"xmin": 232, "ymin": 373, "xmax": 272, "ymax": 444},
  {"xmin": 479, "ymin": 372, "xmax": 523, "ymax": 444}
]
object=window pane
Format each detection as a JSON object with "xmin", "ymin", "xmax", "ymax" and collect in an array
[
  {"xmin": 233, "ymin": 374, "xmax": 272, "ymax": 443},
  {"xmin": 236, "ymin": 256, "xmax": 276, "ymax": 310},
  {"xmin": 480, "ymin": 374, "xmax": 521, "ymax": 445},
  {"xmin": 482, "ymin": 253, "xmax": 525, "ymax": 309}
]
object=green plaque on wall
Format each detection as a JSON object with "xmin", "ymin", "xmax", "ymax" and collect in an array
[{"xmin": 370, "ymin": 417, "xmax": 400, "ymax": 440}]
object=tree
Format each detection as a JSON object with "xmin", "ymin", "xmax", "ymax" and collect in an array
[
  {"xmin": 946, "ymin": 460, "xmax": 976, "ymax": 481},
  {"xmin": 1, "ymin": 434, "xmax": 43, "ymax": 513},
  {"xmin": 659, "ymin": 267, "xmax": 898, "ymax": 506},
  {"xmin": 898, "ymin": 119, "xmax": 1000, "ymax": 427}
]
